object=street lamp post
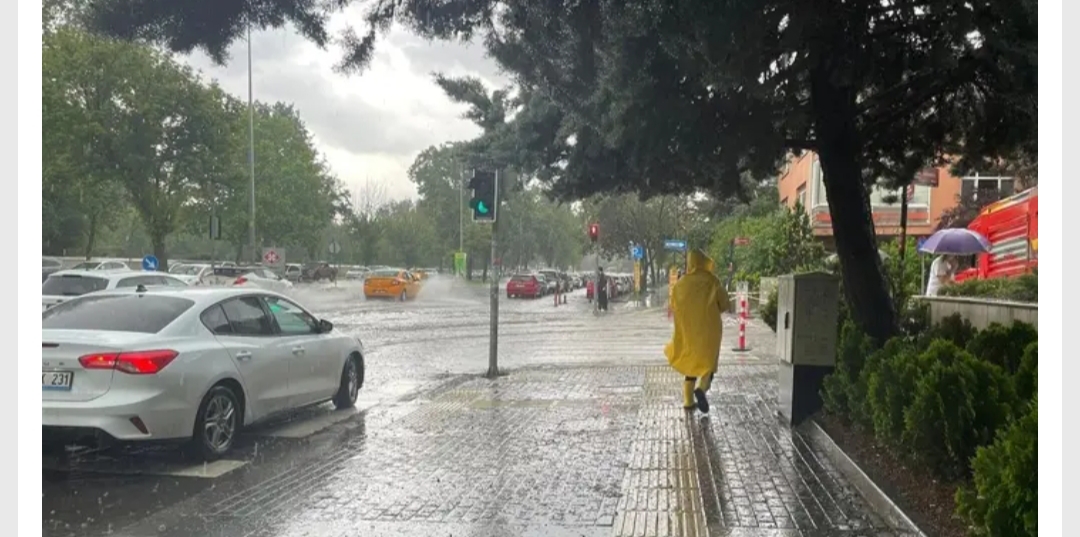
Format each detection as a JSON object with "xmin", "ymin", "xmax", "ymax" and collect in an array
[{"xmin": 247, "ymin": 22, "xmax": 257, "ymax": 263}]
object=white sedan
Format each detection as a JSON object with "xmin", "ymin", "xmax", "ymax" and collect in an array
[
  {"xmin": 234, "ymin": 268, "xmax": 294, "ymax": 293},
  {"xmin": 42, "ymin": 287, "xmax": 365, "ymax": 460}
]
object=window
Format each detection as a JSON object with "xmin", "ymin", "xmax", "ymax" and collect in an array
[
  {"xmin": 42, "ymin": 274, "xmax": 108, "ymax": 296},
  {"xmin": 102, "ymin": 262, "xmax": 127, "ymax": 270},
  {"xmin": 811, "ymin": 157, "xmax": 827, "ymax": 207},
  {"xmin": 220, "ymin": 296, "xmax": 275, "ymax": 336},
  {"xmin": 43, "ymin": 295, "xmax": 195, "ymax": 333},
  {"xmin": 796, "ymin": 185, "xmax": 807, "ymax": 208},
  {"xmin": 200, "ymin": 304, "xmax": 233, "ymax": 335},
  {"xmin": 264, "ymin": 296, "xmax": 318, "ymax": 335},
  {"xmin": 960, "ymin": 175, "xmax": 1014, "ymax": 203},
  {"xmin": 117, "ymin": 275, "xmax": 161, "ymax": 288}
]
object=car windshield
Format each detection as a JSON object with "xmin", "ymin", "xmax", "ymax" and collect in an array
[
  {"xmin": 70, "ymin": 262, "xmax": 99, "ymax": 270},
  {"xmin": 42, "ymin": 274, "xmax": 109, "ymax": 296},
  {"xmin": 43, "ymin": 294, "xmax": 195, "ymax": 333},
  {"xmin": 176, "ymin": 265, "xmax": 206, "ymax": 275}
]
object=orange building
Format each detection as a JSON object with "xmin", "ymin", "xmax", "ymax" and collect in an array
[{"xmin": 777, "ymin": 152, "xmax": 1018, "ymax": 247}]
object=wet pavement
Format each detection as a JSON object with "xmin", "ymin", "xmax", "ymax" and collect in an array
[{"xmin": 43, "ymin": 278, "xmax": 915, "ymax": 537}]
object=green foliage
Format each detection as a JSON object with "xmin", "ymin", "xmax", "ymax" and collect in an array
[
  {"xmin": 901, "ymin": 342, "xmax": 1016, "ymax": 479},
  {"xmin": 822, "ymin": 321, "xmax": 876, "ymax": 419},
  {"xmin": 955, "ymin": 399, "xmax": 1038, "ymax": 537},
  {"xmin": 922, "ymin": 313, "xmax": 978, "ymax": 350},
  {"xmin": 879, "ymin": 238, "xmax": 924, "ymax": 304},
  {"xmin": 862, "ymin": 338, "xmax": 924, "ymax": 442},
  {"xmin": 760, "ymin": 289, "xmax": 778, "ymax": 332},
  {"xmin": 940, "ymin": 274, "xmax": 1038, "ymax": 303},
  {"xmin": 709, "ymin": 204, "xmax": 825, "ymax": 281},
  {"xmin": 965, "ymin": 321, "xmax": 1038, "ymax": 374},
  {"xmin": 1014, "ymin": 342, "xmax": 1038, "ymax": 403}
]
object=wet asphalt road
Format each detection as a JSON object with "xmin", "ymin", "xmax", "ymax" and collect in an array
[
  {"xmin": 43, "ymin": 278, "xmax": 914, "ymax": 537},
  {"xmin": 42, "ymin": 278, "xmax": 670, "ymax": 537}
]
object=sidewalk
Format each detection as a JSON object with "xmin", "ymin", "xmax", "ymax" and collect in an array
[{"xmin": 120, "ymin": 321, "xmax": 916, "ymax": 537}]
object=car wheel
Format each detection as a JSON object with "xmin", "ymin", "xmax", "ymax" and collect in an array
[
  {"xmin": 333, "ymin": 355, "xmax": 363, "ymax": 409},
  {"xmin": 399, "ymin": 290, "xmax": 408, "ymax": 302},
  {"xmin": 191, "ymin": 385, "xmax": 240, "ymax": 462}
]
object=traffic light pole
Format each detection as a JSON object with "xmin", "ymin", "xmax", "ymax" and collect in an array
[
  {"xmin": 486, "ymin": 171, "xmax": 500, "ymax": 378},
  {"xmin": 487, "ymin": 211, "xmax": 500, "ymax": 378}
]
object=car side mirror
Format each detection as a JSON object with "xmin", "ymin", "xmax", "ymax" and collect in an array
[{"xmin": 318, "ymin": 319, "xmax": 334, "ymax": 333}]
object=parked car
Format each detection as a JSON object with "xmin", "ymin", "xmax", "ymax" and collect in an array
[
  {"xmin": 43, "ymin": 257, "xmax": 64, "ymax": 283},
  {"xmin": 69, "ymin": 259, "xmax": 129, "ymax": 271},
  {"xmin": 43, "ymin": 270, "xmax": 189, "ymax": 310},
  {"xmin": 233, "ymin": 269, "xmax": 294, "ymax": 293},
  {"xmin": 506, "ymin": 274, "xmax": 544, "ymax": 299},
  {"xmin": 171, "ymin": 263, "xmax": 214, "ymax": 286},
  {"xmin": 283, "ymin": 263, "xmax": 303, "ymax": 283},
  {"xmin": 42, "ymin": 287, "xmax": 365, "ymax": 460}
]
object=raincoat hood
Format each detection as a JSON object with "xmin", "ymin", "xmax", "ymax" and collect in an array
[{"xmin": 687, "ymin": 249, "xmax": 713, "ymax": 274}]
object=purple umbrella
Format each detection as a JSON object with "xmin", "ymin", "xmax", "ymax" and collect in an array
[{"xmin": 918, "ymin": 228, "xmax": 992, "ymax": 255}]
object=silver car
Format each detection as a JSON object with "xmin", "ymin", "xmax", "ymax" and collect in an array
[{"xmin": 42, "ymin": 287, "xmax": 365, "ymax": 460}]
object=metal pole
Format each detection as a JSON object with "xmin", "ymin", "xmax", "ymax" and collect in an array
[
  {"xmin": 487, "ymin": 170, "xmax": 500, "ymax": 378},
  {"xmin": 247, "ymin": 22, "xmax": 257, "ymax": 264}
]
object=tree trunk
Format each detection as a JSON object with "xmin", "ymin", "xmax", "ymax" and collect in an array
[
  {"xmin": 82, "ymin": 212, "xmax": 99, "ymax": 260},
  {"xmin": 150, "ymin": 233, "xmax": 168, "ymax": 272},
  {"xmin": 811, "ymin": 76, "xmax": 898, "ymax": 344}
]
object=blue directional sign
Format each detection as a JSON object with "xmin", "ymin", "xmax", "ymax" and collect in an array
[
  {"xmin": 631, "ymin": 245, "xmax": 645, "ymax": 260},
  {"xmin": 141, "ymin": 255, "xmax": 159, "ymax": 271},
  {"xmin": 663, "ymin": 239, "xmax": 687, "ymax": 252}
]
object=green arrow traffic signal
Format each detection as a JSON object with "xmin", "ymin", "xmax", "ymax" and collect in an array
[{"xmin": 476, "ymin": 201, "xmax": 489, "ymax": 214}]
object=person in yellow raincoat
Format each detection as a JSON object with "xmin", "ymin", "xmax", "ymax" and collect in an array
[{"xmin": 664, "ymin": 249, "xmax": 730, "ymax": 413}]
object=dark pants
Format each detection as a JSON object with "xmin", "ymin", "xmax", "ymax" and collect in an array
[{"xmin": 597, "ymin": 289, "xmax": 608, "ymax": 310}]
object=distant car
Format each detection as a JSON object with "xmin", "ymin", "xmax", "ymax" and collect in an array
[
  {"xmin": 42, "ymin": 257, "xmax": 64, "ymax": 283},
  {"xmin": 506, "ymin": 274, "xmax": 543, "ymax": 299},
  {"xmin": 283, "ymin": 263, "xmax": 303, "ymax": 283},
  {"xmin": 43, "ymin": 270, "xmax": 190, "ymax": 310},
  {"xmin": 302, "ymin": 263, "xmax": 337, "ymax": 282},
  {"xmin": 171, "ymin": 263, "xmax": 214, "ymax": 286},
  {"xmin": 233, "ymin": 269, "xmax": 294, "ymax": 293},
  {"xmin": 363, "ymin": 269, "xmax": 421, "ymax": 301},
  {"xmin": 69, "ymin": 259, "xmax": 129, "ymax": 271},
  {"xmin": 42, "ymin": 287, "xmax": 365, "ymax": 460}
]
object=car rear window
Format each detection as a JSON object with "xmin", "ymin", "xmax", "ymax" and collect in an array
[
  {"xmin": 511, "ymin": 275, "xmax": 534, "ymax": 282},
  {"xmin": 43, "ymin": 294, "xmax": 195, "ymax": 333},
  {"xmin": 42, "ymin": 275, "xmax": 109, "ymax": 296},
  {"xmin": 371, "ymin": 269, "xmax": 399, "ymax": 278}
]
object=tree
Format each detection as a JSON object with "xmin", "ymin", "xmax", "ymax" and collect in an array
[{"xmin": 87, "ymin": 0, "xmax": 1037, "ymax": 343}]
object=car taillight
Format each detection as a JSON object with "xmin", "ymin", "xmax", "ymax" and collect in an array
[
  {"xmin": 79, "ymin": 350, "xmax": 179, "ymax": 374},
  {"xmin": 234, "ymin": 276, "xmax": 247, "ymax": 285}
]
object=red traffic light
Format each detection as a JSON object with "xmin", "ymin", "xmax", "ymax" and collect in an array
[{"xmin": 588, "ymin": 223, "xmax": 599, "ymax": 241}]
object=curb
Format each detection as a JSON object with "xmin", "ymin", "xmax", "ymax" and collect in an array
[{"xmin": 802, "ymin": 418, "xmax": 927, "ymax": 536}]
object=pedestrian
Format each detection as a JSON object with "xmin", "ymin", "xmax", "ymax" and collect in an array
[
  {"xmin": 596, "ymin": 267, "xmax": 609, "ymax": 312},
  {"xmin": 664, "ymin": 249, "xmax": 730, "ymax": 413},
  {"xmin": 924, "ymin": 254, "xmax": 957, "ymax": 296}
]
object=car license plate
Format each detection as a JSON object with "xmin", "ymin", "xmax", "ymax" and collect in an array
[{"xmin": 42, "ymin": 371, "xmax": 73, "ymax": 391}]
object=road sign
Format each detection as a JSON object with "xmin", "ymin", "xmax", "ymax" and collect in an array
[
  {"xmin": 631, "ymin": 244, "xmax": 644, "ymax": 260},
  {"xmin": 663, "ymin": 239, "xmax": 687, "ymax": 252},
  {"xmin": 328, "ymin": 240, "xmax": 341, "ymax": 255},
  {"xmin": 141, "ymin": 255, "xmax": 158, "ymax": 271},
  {"xmin": 733, "ymin": 237, "xmax": 750, "ymax": 246},
  {"xmin": 262, "ymin": 247, "xmax": 285, "ymax": 268}
]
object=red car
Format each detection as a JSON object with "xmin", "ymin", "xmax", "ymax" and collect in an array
[{"xmin": 507, "ymin": 274, "xmax": 544, "ymax": 299}]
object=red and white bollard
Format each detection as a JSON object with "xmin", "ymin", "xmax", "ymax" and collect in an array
[{"xmin": 732, "ymin": 281, "xmax": 752, "ymax": 352}]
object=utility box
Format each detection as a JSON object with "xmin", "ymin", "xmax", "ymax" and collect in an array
[{"xmin": 776, "ymin": 272, "xmax": 841, "ymax": 427}]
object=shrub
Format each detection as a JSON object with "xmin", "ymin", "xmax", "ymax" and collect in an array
[
  {"xmin": 899, "ymin": 298, "xmax": 931, "ymax": 338},
  {"xmin": 921, "ymin": 313, "xmax": 977, "ymax": 350},
  {"xmin": 862, "ymin": 338, "xmax": 924, "ymax": 443},
  {"xmin": 955, "ymin": 398, "xmax": 1038, "ymax": 537},
  {"xmin": 940, "ymin": 273, "xmax": 1038, "ymax": 303},
  {"xmin": 822, "ymin": 321, "xmax": 875, "ymax": 419},
  {"xmin": 1014, "ymin": 341, "xmax": 1038, "ymax": 402},
  {"xmin": 965, "ymin": 321, "xmax": 1038, "ymax": 373},
  {"xmin": 901, "ymin": 341, "xmax": 1017, "ymax": 479},
  {"xmin": 760, "ymin": 288, "xmax": 778, "ymax": 332}
]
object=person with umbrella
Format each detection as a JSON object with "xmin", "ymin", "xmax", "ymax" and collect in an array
[{"xmin": 918, "ymin": 228, "xmax": 993, "ymax": 295}]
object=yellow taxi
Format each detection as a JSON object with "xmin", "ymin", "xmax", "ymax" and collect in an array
[{"xmin": 363, "ymin": 268, "xmax": 422, "ymax": 301}]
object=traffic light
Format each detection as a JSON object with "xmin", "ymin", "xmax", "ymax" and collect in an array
[
  {"xmin": 588, "ymin": 223, "xmax": 599, "ymax": 242},
  {"xmin": 468, "ymin": 169, "xmax": 498, "ymax": 222}
]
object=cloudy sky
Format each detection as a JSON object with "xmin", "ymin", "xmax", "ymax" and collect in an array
[{"xmin": 182, "ymin": 10, "xmax": 510, "ymax": 204}]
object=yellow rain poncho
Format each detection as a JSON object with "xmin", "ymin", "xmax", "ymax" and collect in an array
[{"xmin": 664, "ymin": 249, "xmax": 730, "ymax": 378}]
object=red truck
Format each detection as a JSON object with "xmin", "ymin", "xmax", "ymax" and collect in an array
[{"xmin": 955, "ymin": 186, "xmax": 1038, "ymax": 282}]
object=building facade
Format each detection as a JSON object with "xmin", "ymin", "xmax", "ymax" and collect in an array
[{"xmin": 777, "ymin": 152, "xmax": 1018, "ymax": 247}]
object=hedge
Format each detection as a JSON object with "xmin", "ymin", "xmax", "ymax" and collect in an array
[
  {"xmin": 940, "ymin": 273, "xmax": 1037, "ymax": 303},
  {"xmin": 820, "ymin": 315, "xmax": 1038, "ymax": 535}
]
